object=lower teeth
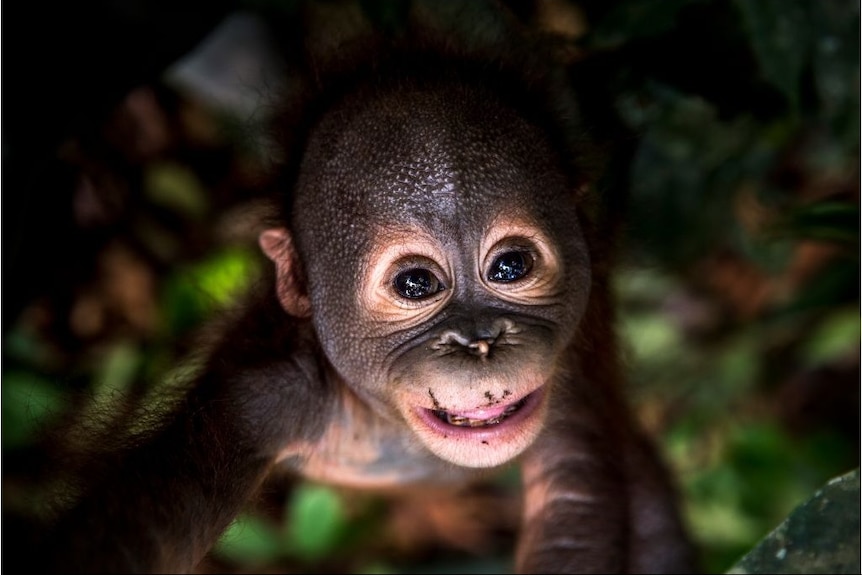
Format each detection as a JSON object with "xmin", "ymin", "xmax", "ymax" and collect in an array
[{"xmin": 433, "ymin": 399, "xmax": 525, "ymax": 428}]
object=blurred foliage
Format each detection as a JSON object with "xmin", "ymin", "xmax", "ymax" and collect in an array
[
  {"xmin": 597, "ymin": 0, "xmax": 860, "ymax": 571},
  {"xmin": 2, "ymin": 0, "xmax": 858, "ymax": 574}
]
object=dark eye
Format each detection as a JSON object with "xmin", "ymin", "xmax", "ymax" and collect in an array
[
  {"xmin": 394, "ymin": 268, "xmax": 443, "ymax": 299},
  {"xmin": 488, "ymin": 251, "xmax": 532, "ymax": 283}
]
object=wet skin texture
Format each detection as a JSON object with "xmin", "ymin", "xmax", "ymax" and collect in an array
[{"xmin": 38, "ymin": 48, "xmax": 697, "ymax": 574}]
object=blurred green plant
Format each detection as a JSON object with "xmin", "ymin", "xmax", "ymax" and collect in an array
[
  {"xmin": 161, "ymin": 246, "xmax": 262, "ymax": 336},
  {"xmin": 619, "ymin": 265, "xmax": 858, "ymax": 572}
]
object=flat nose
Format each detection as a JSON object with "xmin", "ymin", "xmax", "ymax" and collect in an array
[{"xmin": 433, "ymin": 318, "xmax": 514, "ymax": 358}]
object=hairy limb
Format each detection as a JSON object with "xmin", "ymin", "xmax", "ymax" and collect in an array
[
  {"xmin": 42, "ymin": 389, "xmax": 277, "ymax": 573},
  {"xmin": 625, "ymin": 431, "xmax": 698, "ymax": 574},
  {"xmin": 40, "ymin": 293, "xmax": 328, "ymax": 574},
  {"xmin": 515, "ymin": 396, "xmax": 628, "ymax": 574}
]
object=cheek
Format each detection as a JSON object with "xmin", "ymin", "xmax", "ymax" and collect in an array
[{"xmin": 310, "ymin": 298, "xmax": 396, "ymax": 397}]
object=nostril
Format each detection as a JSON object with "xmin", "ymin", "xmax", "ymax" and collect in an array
[{"xmin": 468, "ymin": 339, "xmax": 492, "ymax": 357}]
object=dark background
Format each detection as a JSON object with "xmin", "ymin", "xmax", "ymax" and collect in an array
[{"xmin": 2, "ymin": 1, "xmax": 859, "ymax": 573}]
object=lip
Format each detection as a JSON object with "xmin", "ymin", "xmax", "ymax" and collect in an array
[{"xmin": 413, "ymin": 386, "xmax": 546, "ymax": 442}]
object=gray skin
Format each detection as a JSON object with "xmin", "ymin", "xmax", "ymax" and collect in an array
[{"xmin": 40, "ymin": 77, "xmax": 696, "ymax": 574}]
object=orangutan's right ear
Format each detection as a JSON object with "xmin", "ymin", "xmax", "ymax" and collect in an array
[{"xmin": 258, "ymin": 228, "xmax": 311, "ymax": 318}]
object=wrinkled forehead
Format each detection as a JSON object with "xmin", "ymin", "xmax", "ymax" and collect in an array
[{"xmin": 293, "ymin": 81, "xmax": 573, "ymax": 237}]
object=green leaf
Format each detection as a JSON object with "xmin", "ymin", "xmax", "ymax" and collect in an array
[
  {"xmin": 588, "ymin": 0, "xmax": 696, "ymax": 48},
  {"xmin": 162, "ymin": 247, "xmax": 260, "ymax": 334},
  {"xmin": 192, "ymin": 248, "xmax": 259, "ymax": 306},
  {"xmin": 777, "ymin": 201, "xmax": 860, "ymax": 245},
  {"xmin": 801, "ymin": 306, "xmax": 861, "ymax": 366},
  {"xmin": 215, "ymin": 513, "xmax": 285, "ymax": 564},
  {"xmin": 285, "ymin": 483, "xmax": 348, "ymax": 562},
  {"xmin": 734, "ymin": 0, "xmax": 811, "ymax": 112},
  {"xmin": 144, "ymin": 162, "xmax": 209, "ymax": 219},
  {"xmin": 622, "ymin": 313, "xmax": 682, "ymax": 362}
]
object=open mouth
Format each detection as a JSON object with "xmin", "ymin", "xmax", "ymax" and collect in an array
[
  {"xmin": 407, "ymin": 386, "xmax": 549, "ymax": 467},
  {"xmin": 430, "ymin": 396, "xmax": 528, "ymax": 428},
  {"xmin": 415, "ymin": 387, "xmax": 544, "ymax": 439}
]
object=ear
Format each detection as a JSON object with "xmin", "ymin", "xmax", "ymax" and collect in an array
[{"xmin": 258, "ymin": 228, "xmax": 312, "ymax": 318}]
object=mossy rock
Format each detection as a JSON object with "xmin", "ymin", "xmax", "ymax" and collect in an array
[{"xmin": 728, "ymin": 468, "xmax": 860, "ymax": 574}]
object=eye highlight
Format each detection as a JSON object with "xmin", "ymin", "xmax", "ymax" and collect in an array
[
  {"xmin": 394, "ymin": 268, "xmax": 443, "ymax": 299},
  {"xmin": 478, "ymin": 219, "xmax": 564, "ymax": 305},
  {"xmin": 362, "ymin": 230, "xmax": 452, "ymax": 324},
  {"xmin": 488, "ymin": 251, "xmax": 533, "ymax": 283}
]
